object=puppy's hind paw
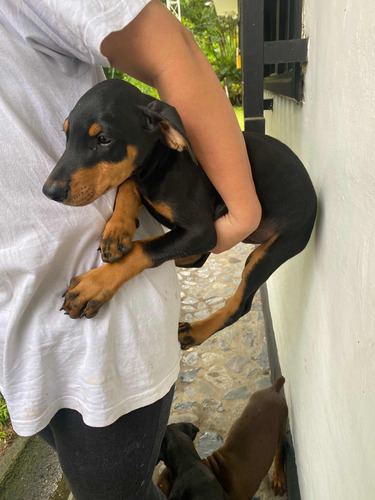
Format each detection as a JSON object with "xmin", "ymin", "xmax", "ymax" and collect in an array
[
  {"xmin": 178, "ymin": 322, "xmax": 199, "ymax": 350},
  {"xmin": 271, "ymin": 474, "xmax": 287, "ymax": 497}
]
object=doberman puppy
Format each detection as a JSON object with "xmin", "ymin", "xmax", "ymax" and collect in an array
[
  {"xmin": 202, "ymin": 376, "xmax": 288, "ymax": 498},
  {"xmin": 43, "ymin": 79, "xmax": 317, "ymax": 348},
  {"xmin": 157, "ymin": 423, "xmax": 229, "ymax": 499},
  {"xmin": 156, "ymin": 377, "xmax": 288, "ymax": 499}
]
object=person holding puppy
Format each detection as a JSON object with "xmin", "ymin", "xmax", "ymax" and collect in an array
[{"xmin": 0, "ymin": 1, "xmax": 260, "ymax": 498}]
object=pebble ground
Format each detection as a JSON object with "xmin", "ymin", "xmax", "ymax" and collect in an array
[{"xmin": 165, "ymin": 242, "xmax": 287, "ymax": 499}]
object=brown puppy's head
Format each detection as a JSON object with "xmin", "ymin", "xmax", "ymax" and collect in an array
[{"xmin": 42, "ymin": 79, "xmax": 196, "ymax": 206}]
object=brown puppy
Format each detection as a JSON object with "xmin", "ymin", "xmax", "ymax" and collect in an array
[{"xmin": 203, "ymin": 376, "xmax": 288, "ymax": 499}]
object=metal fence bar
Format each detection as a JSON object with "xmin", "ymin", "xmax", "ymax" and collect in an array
[{"xmin": 240, "ymin": 0, "xmax": 265, "ymax": 133}]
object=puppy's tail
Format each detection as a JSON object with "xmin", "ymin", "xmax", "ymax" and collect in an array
[{"xmin": 272, "ymin": 376, "xmax": 285, "ymax": 393}]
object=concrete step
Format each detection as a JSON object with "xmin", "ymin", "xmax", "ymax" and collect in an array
[{"xmin": 0, "ymin": 435, "xmax": 70, "ymax": 500}]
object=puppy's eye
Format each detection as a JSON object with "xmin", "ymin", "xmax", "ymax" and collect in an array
[{"xmin": 97, "ymin": 135, "xmax": 112, "ymax": 146}]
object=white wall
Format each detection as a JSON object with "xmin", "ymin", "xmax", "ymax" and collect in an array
[{"xmin": 264, "ymin": 1, "xmax": 375, "ymax": 498}]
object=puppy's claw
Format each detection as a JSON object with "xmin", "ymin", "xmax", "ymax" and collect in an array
[{"xmin": 102, "ymin": 252, "xmax": 112, "ymax": 262}]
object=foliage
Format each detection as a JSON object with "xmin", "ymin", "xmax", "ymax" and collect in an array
[
  {"xmin": 179, "ymin": 0, "xmax": 241, "ymax": 104},
  {"xmin": 233, "ymin": 106, "xmax": 244, "ymax": 130},
  {"xmin": 103, "ymin": 67, "xmax": 159, "ymax": 98},
  {"xmin": 0, "ymin": 395, "xmax": 10, "ymax": 443}
]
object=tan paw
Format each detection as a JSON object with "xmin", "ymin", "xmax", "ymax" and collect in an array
[
  {"xmin": 99, "ymin": 218, "xmax": 139, "ymax": 262},
  {"xmin": 61, "ymin": 268, "xmax": 115, "ymax": 318},
  {"xmin": 271, "ymin": 472, "xmax": 287, "ymax": 497}
]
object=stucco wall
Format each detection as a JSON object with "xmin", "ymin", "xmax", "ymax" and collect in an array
[{"xmin": 264, "ymin": 1, "xmax": 375, "ymax": 498}]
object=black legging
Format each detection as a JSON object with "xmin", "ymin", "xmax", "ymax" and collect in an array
[{"xmin": 38, "ymin": 386, "xmax": 174, "ymax": 500}]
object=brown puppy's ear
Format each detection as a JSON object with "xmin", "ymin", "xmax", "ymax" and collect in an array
[{"xmin": 138, "ymin": 100, "xmax": 198, "ymax": 164}]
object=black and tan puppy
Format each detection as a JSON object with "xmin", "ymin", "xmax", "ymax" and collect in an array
[
  {"xmin": 157, "ymin": 423, "xmax": 229, "ymax": 499},
  {"xmin": 202, "ymin": 376, "xmax": 288, "ymax": 498},
  {"xmin": 43, "ymin": 79, "xmax": 317, "ymax": 348}
]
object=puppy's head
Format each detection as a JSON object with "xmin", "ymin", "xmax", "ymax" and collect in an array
[
  {"xmin": 42, "ymin": 79, "xmax": 196, "ymax": 206},
  {"xmin": 158, "ymin": 422, "xmax": 200, "ymax": 465}
]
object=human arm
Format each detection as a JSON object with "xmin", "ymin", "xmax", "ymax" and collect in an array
[{"xmin": 101, "ymin": 0, "xmax": 261, "ymax": 253}]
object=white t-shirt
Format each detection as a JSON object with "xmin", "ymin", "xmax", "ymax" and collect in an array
[{"xmin": 0, "ymin": 0, "xmax": 181, "ymax": 436}]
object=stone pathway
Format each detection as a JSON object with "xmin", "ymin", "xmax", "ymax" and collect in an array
[{"xmin": 166, "ymin": 243, "xmax": 287, "ymax": 499}]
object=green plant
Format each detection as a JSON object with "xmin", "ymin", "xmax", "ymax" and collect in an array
[
  {"xmin": 0, "ymin": 397, "xmax": 9, "ymax": 426},
  {"xmin": 179, "ymin": 0, "xmax": 241, "ymax": 104},
  {"xmin": 233, "ymin": 106, "xmax": 244, "ymax": 130},
  {"xmin": 0, "ymin": 395, "xmax": 10, "ymax": 443},
  {"xmin": 103, "ymin": 67, "xmax": 159, "ymax": 98}
]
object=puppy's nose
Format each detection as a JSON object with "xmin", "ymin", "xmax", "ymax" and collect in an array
[{"xmin": 42, "ymin": 182, "xmax": 69, "ymax": 203}]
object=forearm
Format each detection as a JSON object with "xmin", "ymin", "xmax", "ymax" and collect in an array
[{"xmin": 153, "ymin": 31, "xmax": 261, "ymax": 251}]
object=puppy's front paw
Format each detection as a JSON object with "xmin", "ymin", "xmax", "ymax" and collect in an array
[
  {"xmin": 100, "ymin": 226, "xmax": 133, "ymax": 262},
  {"xmin": 61, "ymin": 268, "xmax": 114, "ymax": 319}
]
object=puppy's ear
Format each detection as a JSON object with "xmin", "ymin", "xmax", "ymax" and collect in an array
[
  {"xmin": 138, "ymin": 100, "xmax": 198, "ymax": 164},
  {"xmin": 178, "ymin": 422, "xmax": 200, "ymax": 441}
]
